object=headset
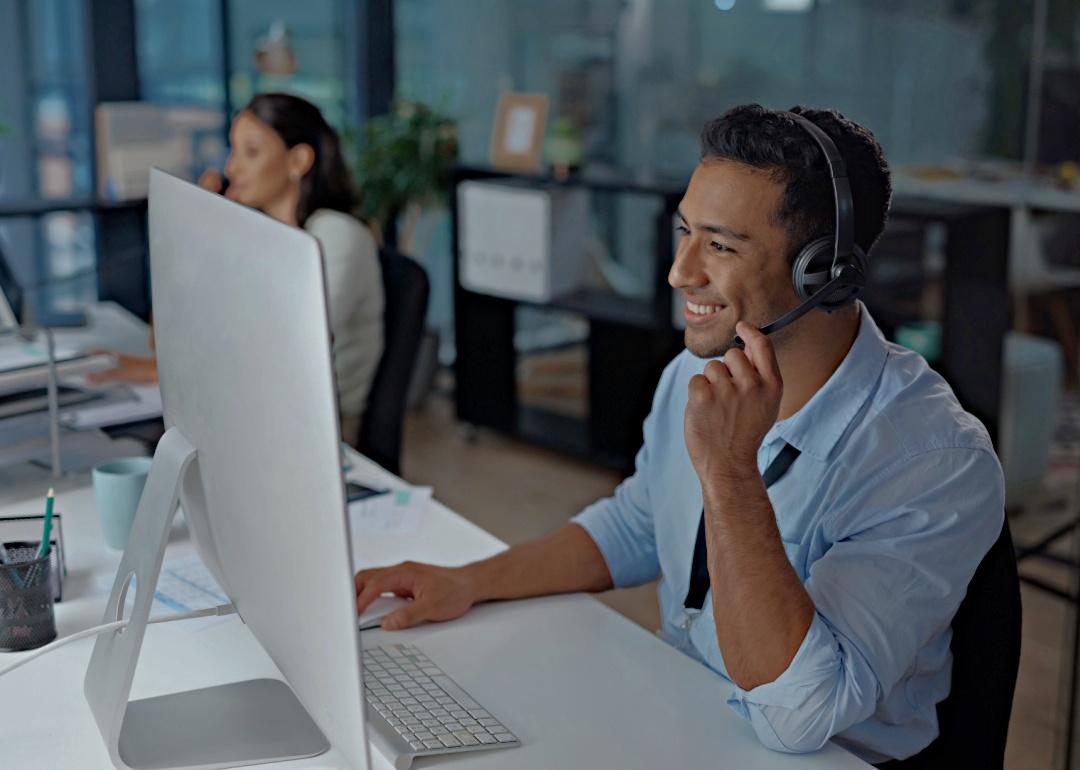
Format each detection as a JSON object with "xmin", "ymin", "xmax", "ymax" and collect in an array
[{"xmin": 731, "ymin": 111, "xmax": 868, "ymax": 349}]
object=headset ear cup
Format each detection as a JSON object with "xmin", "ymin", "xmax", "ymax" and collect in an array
[
  {"xmin": 791, "ymin": 240, "xmax": 869, "ymax": 310},
  {"xmin": 791, "ymin": 237, "xmax": 834, "ymax": 301}
]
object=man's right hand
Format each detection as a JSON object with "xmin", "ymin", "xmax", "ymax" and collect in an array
[{"xmin": 355, "ymin": 561, "xmax": 479, "ymax": 631}]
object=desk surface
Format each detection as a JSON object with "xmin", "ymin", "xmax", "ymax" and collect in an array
[{"xmin": 0, "ymin": 450, "xmax": 869, "ymax": 769}]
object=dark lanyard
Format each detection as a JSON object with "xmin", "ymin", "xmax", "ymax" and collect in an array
[{"xmin": 683, "ymin": 442, "xmax": 801, "ymax": 610}]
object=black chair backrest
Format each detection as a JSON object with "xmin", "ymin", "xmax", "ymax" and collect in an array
[
  {"xmin": 883, "ymin": 518, "xmax": 1021, "ymax": 770},
  {"xmin": 357, "ymin": 248, "xmax": 429, "ymax": 476}
]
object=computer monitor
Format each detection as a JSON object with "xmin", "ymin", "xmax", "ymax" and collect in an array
[{"xmin": 85, "ymin": 169, "xmax": 369, "ymax": 769}]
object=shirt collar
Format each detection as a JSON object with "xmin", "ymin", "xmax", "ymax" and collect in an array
[{"xmin": 766, "ymin": 303, "xmax": 889, "ymax": 462}]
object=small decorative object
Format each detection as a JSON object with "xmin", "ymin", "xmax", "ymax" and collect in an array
[
  {"xmin": 351, "ymin": 99, "xmax": 459, "ymax": 254},
  {"xmin": 544, "ymin": 117, "xmax": 584, "ymax": 181},
  {"xmin": 254, "ymin": 21, "xmax": 297, "ymax": 77},
  {"xmin": 489, "ymin": 92, "xmax": 549, "ymax": 173},
  {"xmin": 1055, "ymin": 160, "xmax": 1080, "ymax": 191}
]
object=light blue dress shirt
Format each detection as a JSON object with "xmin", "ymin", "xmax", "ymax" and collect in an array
[{"xmin": 572, "ymin": 304, "xmax": 1004, "ymax": 764}]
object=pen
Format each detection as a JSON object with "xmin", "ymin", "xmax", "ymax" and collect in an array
[{"xmin": 36, "ymin": 488, "xmax": 55, "ymax": 560}]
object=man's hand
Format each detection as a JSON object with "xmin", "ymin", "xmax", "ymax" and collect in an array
[
  {"xmin": 355, "ymin": 561, "xmax": 479, "ymax": 631},
  {"xmin": 684, "ymin": 321, "xmax": 783, "ymax": 488}
]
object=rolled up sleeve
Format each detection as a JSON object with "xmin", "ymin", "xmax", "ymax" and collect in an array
[
  {"xmin": 727, "ymin": 447, "xmax": 1003, "ymax": 753},
  {"xmin": 571, "ymin": 373, "xmax": 668, "ymax": 588},
  {"xmin": 573, "ymin": 433, "xmax": 661, "ymax": 588}
]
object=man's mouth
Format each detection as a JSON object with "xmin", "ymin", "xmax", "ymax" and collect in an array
[{"xmin": 685, "ymin": 300, "xmax": 725, "ymax": 316}]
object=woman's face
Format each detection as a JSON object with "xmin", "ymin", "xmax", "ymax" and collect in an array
[{"xmin": 223, "ymin": 111, "xmax": 294, "ymax": 211}]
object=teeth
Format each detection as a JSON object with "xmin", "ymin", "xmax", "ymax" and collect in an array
[{"xmin": 687, "ymin": 301, "xmax": 721, "ymax": 315}]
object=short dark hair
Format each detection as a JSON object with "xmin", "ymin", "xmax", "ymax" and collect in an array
[
  {"xmin": 700, "ymin": 104, "xmax": 892, "ymax": 262},
  {"xmin": 243, "ymin": 92, "xmax": 356, "ymax": 226}
]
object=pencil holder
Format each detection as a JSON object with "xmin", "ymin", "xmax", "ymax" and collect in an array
[{"xmin": 0, "ymin": 541, "xmax": 57, "ymax": 652}]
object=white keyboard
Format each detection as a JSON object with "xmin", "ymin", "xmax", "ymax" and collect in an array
[{"xmin": 363, "ymin": 643, "xmax": 519, "ymax": 767}]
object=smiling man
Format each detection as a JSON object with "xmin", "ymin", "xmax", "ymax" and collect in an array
[{"xmin": 355, "ymin": 104, "xmax": 1004, "ymax": 765}]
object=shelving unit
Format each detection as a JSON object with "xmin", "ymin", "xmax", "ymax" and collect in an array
[{"xmin": 451, "ymin": 164, "xmax": 685, "ymax": 471}]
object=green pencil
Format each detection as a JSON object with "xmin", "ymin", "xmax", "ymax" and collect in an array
[{"xmin": 36, "ymin": 488, "xmax": 55, "ymax": 560}]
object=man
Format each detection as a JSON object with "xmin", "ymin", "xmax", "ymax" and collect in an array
[{"xmin": 354, "ymin": 104, "xmax": 1003, "ymax": 764}]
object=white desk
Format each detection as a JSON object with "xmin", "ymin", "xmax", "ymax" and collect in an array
[{"xmin": 0, "ymin": 450, "xmax": 870, "ymax": 769}]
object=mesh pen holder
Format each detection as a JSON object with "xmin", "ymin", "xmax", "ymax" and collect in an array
[{"xmin": 0, "ymin": 541, "xmax": 57, "ymax": 652}]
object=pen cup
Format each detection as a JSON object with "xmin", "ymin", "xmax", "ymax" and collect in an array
[{"xmin": 0, "ymin": 541, "xmax": 57, "ymax": 652}]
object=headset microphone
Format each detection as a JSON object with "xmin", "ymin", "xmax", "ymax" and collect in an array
[{"xmin": 731, "ymin": 111, "xmax": 867, "ymax": 350}]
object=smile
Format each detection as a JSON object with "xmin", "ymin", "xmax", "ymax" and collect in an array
[{"xmin": 686, "ymin": 301, "xmax": 724, "ymax": 315}]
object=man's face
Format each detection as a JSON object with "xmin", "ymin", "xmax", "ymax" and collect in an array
[{"xmin": 669, "ymin": 159, "xmax": 801, "ymax": 359}]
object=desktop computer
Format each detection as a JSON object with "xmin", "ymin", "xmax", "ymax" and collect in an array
[{"xmin": 83, "ymin": 170, "xmax": 517, "ymax": 770}]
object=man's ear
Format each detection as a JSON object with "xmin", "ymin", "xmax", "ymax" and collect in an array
[{"xmin": 288, "ymin": 143, "xmax": 315, "ymax": 180}]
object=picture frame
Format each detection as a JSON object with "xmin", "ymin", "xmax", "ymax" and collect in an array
[{"xmin": 489, "ymin": 92, "xmax": 549, "ymax": 172}]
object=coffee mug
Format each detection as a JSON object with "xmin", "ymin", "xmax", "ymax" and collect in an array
[{"xmin": 92, "ymin": 457, "xmax": 153, "ymax": 550}]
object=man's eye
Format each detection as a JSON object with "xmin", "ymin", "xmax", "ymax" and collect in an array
[
  {"xmin": 710, "ymin": 242, "xmax": 733, "ymax": 253},
  {"xmin": 675, "ymin": 225, "xmax": 690, "ymax": 236}
]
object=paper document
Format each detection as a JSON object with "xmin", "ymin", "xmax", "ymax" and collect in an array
[
  {"xmin": 0, "ymin": 341, "xmax": 82, "ymax": 372},
  {"xmin": 63, "ymin": 383, "xmax": 163, "ymax": 429},
  {"xmin": 94, "ymin": 553, "xmax": 230, "ymax": 631},
  {"xmin": 348, "ymin": 486, "xmax": 431, "ymax": 536}
]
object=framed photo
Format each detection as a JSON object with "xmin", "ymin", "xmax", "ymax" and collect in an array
[{"xmin": 489, "ymin": 92, "xmax": 549, "ymax": 172}]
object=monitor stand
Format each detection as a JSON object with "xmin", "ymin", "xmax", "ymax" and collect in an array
[{"xmin": 83, "ymin": 427, "xmax": 331, "ymax": 770}]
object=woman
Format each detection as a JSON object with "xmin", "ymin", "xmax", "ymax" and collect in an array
[{"xmin": 92, "ymin": 93, "xmax": 384, "ymax": 446}]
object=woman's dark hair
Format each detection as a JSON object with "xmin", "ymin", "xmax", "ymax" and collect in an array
[
  {"xmin": 243, "ymin": 92, "xmax": 356, "ymax": 226},
  {"xmin": 700, "ymin": 104, "xmax": 892, "ymax": 263}
]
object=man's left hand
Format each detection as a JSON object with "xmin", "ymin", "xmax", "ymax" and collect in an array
[{"xmin": 684, "ymin": 321, "xmax": 783, "ymax": 488}]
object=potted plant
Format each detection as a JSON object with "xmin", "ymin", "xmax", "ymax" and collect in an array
[{"xmin": 349, "ymin": 98, "xmax": 459, "ymax": 255}]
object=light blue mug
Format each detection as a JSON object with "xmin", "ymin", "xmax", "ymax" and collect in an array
[{"xmin": 92, "ymin": 457, "xmax": 153, "ymax": 550}]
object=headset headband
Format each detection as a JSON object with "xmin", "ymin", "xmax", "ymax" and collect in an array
[{"xmin": 784, "ymin": 112, "xmax": 855, "ymax": 264}]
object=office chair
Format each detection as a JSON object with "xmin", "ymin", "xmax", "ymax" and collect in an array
[
  {"xmin": 356, "ymin": 248, "xmax": 430, "ymax": 476},
  {"xmin": 880, "ymin": 518, "xmax": 1021, "ymax": 770}
]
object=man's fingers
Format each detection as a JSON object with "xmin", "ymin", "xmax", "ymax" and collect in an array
[
  {"xmin": 721, "ymin": 347, "xmax": 760, "ymax": 386},
  {"xmin": 355, "ymin": 580, "xmax": 387, "ymax": 615},
  {"xmin": 354, "ymin": 567, "xmax": 384, "ymax": 592},
  {"xmin": 382, "ymin": 602, "xmax": 424, "ymax": 631},
  {"xmin": 734, "ymin": 322, "xmax": 781, "ymax": 385},
  {"xmin": 702, "ymin": 360, "xmax": 733, "ymax": 386}
]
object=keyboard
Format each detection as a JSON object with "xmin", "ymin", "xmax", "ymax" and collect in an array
[{"xmin": 363, "ymin": 643, "xmax": 520, "ymax": 766}]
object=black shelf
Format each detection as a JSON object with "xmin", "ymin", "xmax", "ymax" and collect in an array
[{"xmin": 452, "ymin": 165, "xmax": 683, "ymax": 469}]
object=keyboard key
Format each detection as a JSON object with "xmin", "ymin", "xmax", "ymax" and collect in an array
[
  {"xmin": 466, "ymin": 725, "xmax": 488, "ymax": 735},
  {"xmin": 423, "ymin": 739, "xmax": 443, "ymax": 750},
  {"xmin": 438, "ymin": 735, "xmax": 462, "ymax": 748},
  {"xmin": 494, "ymin": 733, "xmax": 516, "ymax": 743},
  {"xmin": 431, "ymin": 676, "xmax": 481, "ymax": 709},
  {"xmin": 477, "ymin": 734, "xmax": 498, "ymax": 745},
  {"xmin": 454, "ymin": 732, "xmax": 480, "ymax": 746},
  {"xmin": 479, "ymin": 718, "xmax": 500, "ymax": 727}
]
